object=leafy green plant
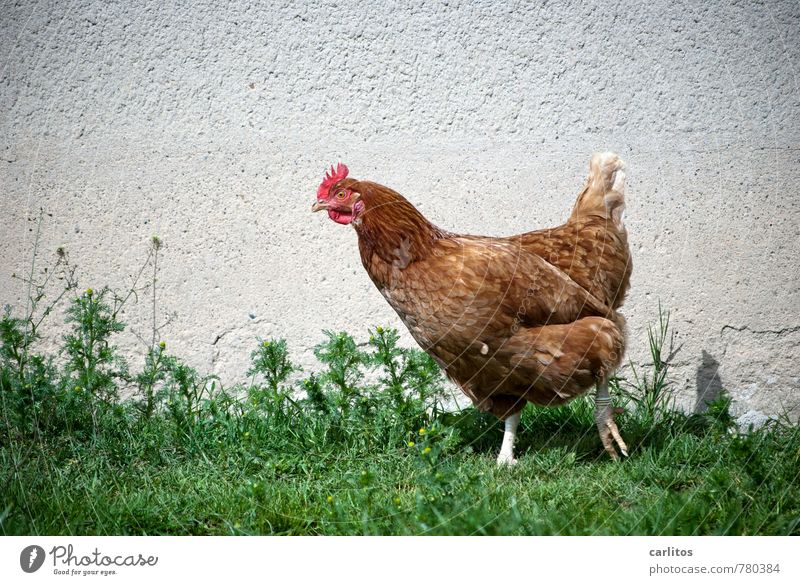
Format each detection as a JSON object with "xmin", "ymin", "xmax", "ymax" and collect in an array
[
  {"xmin": 62, "ymin": 288, "xmax": 128, "ymax": 434},
  {"xmin": 0, "ymin": 233, "xmax": 76, "ymax": 440},
  {"xmin": 135, "ymin": 235, "xmax": 173, "ymax": 420},
  {"xmin": 135, "ymin": 342, "xmax": 170, "ymax": 419},
  {"xmin": 0, "ymin": 309, "xmax": 29, "ymax": 387},
  {"xmin": 366, "ymin": 326, "xmax": 445, "ymax": 420},
  {"xmin": 246, "ymin": 338, "xmax": 301, "ymax": 421},
  {"xmin": 299, "ymin": 373, "xmax": 329, "ymax": 415},
  {"xmin": 163, "ymin": 356, "xmax": 219, "ymax": 432},
  {"xmin": 248, "ymin": 338, "xmax": 297, "ymax": 392},
  {"xmin": 314, "ymin": 331, "xmax": 365, "ymax": 395},
  {"xmin": 0, "ymin": 309, "xmax": 62, "ymax": 439}
]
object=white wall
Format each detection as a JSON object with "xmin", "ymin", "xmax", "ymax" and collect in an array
[{"xmin": 1, "ymin": 0, "xmax": 798, "ymax": 422}]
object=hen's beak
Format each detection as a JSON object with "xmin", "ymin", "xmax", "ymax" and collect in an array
[{"xmin": 311, "ymin": 201, "xmax": 328, "ymax": 212}]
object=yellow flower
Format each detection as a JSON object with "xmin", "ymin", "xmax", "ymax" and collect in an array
[
  {"xmin": 418, "ymin": 428, "xmax": 426, "ymax": 435},
  {"xmin": 423, "ymin": 447, "xmax": 432, "ymax": 455},
  {"xmin": 327, "ymin": 495, "xmax": 334, "ymax": 503},
  {"xmin": 262, "ymin": 341, "xmax": 271, "ymax": 348},
  {"xmin": 244, "ymin": 432, "xmax": 250, "ymax": 438},
  {"xmin": 393, "ymin": 497, "xmax": 401, "ymax": 505},
  {"xmin": 376, "ymin": 326, "xmax": 384, "ymax": 334},
  {"xmin": 407, "ymin": 441, "xmax": 415, "ymax": 447},
  {"xmin": 86, "ymin": 288, "xmax": 93, "ymax": 296},
  {"xmin": 159, "ymin": 341, "xmax": 166, "ymax": 350}
]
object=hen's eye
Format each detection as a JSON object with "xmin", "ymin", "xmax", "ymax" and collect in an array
[{"xmin": 335, "ymin": 190, "xmax": 347, "ymax": 199}]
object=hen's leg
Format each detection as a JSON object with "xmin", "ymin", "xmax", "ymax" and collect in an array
[
  {"xmin": 595, "ymin": 380, "xmax": 628, "ymax": 460},
  {"xmin": 497, "ymin": 410, "xmax": 521, "ymax": 466}
]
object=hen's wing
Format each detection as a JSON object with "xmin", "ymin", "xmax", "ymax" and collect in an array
[
  {"xmin": 388, "ymin": 236, "xmax": 614, "ymax": 350},
  {"xmin": 513, "ymin": 220, "xmax": 631, "ymax": 310}
]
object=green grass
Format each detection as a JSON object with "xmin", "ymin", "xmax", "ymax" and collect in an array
[
  {"xmin": 1, "ymin": 242, "xmax": 798, "ymax": 535},
  {"xmin": 3, "ymin": 396, "xmax": 799, "ymax": 535}
]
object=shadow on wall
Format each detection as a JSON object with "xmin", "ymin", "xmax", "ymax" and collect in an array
[{"xmin": 695, "ymin": 350, "xmax": 723, "ymax": 413}]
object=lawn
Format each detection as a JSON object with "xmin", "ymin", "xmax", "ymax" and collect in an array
[{"xmin": 3, "ymin": 388, "xmax": 799, "ymax": 535}]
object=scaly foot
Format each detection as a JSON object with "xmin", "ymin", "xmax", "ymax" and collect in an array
[{"xmin": 595, "ymin": 403, "xmax": 628, "ymax": 460}]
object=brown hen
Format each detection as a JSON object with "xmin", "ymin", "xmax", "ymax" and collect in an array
[{"xmin": 312, "ymin": 153, "xmax": 631, "ymax": 463}]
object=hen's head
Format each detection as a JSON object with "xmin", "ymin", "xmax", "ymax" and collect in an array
[{"xmin": 312, "ymin": 163, "xmax": 365, "ymax": 225}]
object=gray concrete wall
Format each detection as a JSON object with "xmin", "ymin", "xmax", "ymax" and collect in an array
[{"xmin": 1, "ymin": 0, "xmax": 798, "ymax": 423}]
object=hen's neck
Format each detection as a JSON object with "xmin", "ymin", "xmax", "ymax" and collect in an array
[{"xmin": 353, "ymin": 181, "xmax": 447, "ymax": 267}]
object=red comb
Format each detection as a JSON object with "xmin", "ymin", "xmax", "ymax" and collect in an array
[{"xmin": 317, "ymin": 163, "xmax": 349, "ymax": 198}]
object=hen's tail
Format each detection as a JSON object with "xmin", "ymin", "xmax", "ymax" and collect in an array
[{"xmin": 570, "ymin": 152, "xmax": 626, "ymax": 229}]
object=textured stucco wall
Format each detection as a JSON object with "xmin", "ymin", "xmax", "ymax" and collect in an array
[{"xmin": 1, "ymin": 0, "xmax": 798, "ymax": 423}]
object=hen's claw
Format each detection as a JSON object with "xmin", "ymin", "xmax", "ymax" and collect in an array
[
  {"xmin": 598, "ymin": 416, "xmax": 628, "ymax": 460},
  {"xmin": 595, "ymin": 385, "xmax": 628, "ymax": 460}
]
